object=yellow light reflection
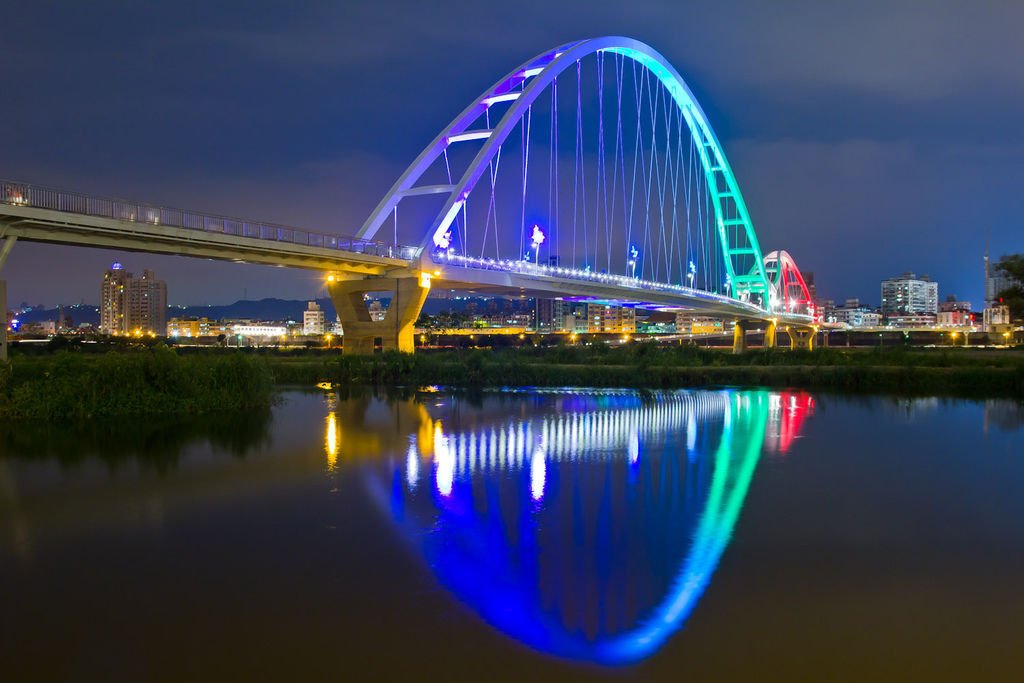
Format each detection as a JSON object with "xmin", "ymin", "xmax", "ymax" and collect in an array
[{"xmin": 325, "ymin": 412, "xmax": 339, "ymax": 469}]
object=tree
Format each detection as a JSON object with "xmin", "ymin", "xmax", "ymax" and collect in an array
[{"xmin": 995, "ymin": 254, "xmax": 1024, "ymax": 320}]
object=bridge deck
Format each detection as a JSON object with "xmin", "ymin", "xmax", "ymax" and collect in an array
[
  {"xmin": 0, "ymin": 180, "xmax": 415, "ymax": 274},
  {"xmin": 0, "ymin": 180, "xmax": 814, "ymax": 325}
]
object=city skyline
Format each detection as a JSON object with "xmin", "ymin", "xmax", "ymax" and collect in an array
[{"xmin": 1, "ymin": 2, "xmax": 1021, "ymax": 308}]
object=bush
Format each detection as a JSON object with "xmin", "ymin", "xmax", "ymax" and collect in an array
[{"xmin": 1, "ymin": 347, "xmax": 274, "ymax": 419}]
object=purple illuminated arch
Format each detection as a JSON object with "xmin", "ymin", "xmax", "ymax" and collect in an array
[{"xmin": 357, "ymin": 37, "xmax": 771, "ymax": 302}]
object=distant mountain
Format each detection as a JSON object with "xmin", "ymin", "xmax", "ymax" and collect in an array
[
  {"xmin": 12, "ymin": 295, "xmax": 511, "ymax": 327},
  {"xmin": 13, "ymin": 304, "xmax": 100, "ymax": 326},
  {"xmin": 170, "ymin": 297, "xmax": 338, "ymax": 322},
  {"xmin": 171, "ymin": 295, "xmax": 527, "ymax": 320}
]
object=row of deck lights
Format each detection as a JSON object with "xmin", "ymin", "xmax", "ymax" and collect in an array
[
  {"xmin": 437, "ymin": 249, "xmax": 757, "ymax": 306},
  {"xmin": 436, "ymin": 225, "xmax": 762, "ymax": 310}
]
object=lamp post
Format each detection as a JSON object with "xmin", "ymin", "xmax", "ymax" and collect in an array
[{"xmin": 529, "ymin": 225, "xmax": 545, "ymax": 264}]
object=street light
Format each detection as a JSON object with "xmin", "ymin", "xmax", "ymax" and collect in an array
[{"xmin": 529, "ymin": 224, "xmax": 546, "ymax": 263}]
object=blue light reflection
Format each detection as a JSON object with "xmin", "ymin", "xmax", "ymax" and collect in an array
[{"xmin": 361, "ymin": 388, "xmax": 813, "ymax": 665}]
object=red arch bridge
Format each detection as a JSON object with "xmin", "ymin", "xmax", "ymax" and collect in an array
[{"xmin": 0, "ymin": 37, "xmax": 818, "ymax": 358}]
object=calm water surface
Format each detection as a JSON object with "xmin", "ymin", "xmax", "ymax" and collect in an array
[{"xmin": 1, "ymin": 388, "xmax": 1023, "ymax": 681}]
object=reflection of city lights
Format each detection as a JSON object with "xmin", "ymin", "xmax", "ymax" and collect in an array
[
  {"xmin": 434, "ymin": 423, "xmax": 454, "ymax": 497},
  {"xmin": 628, "ymin": 429, "xmax": 640, "ymax": 464},
  {"xmin": 406, "ymin": 443, "xmax": 419, "ymax": 489},
  {"xmin": 325, "ymin": 412, "xmax": 338, "ymax": 469},
  {"xmin": 530, "ymin": 446, "xmax": 546, "ymax": 501}
]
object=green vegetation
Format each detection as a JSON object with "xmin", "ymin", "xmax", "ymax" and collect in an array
[
  {"xmin": 2, "ymin": 343, "xmax": 1021, "ymax": 420},
  {"xmin": 0, "ymin": 347, "xmax": 274, "ymax": 419},
  {"xmin": 267, "ymin": 344, "xmax": 1024, "ymax": 398}
]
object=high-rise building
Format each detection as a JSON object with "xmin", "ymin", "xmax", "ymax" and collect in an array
[
  {"xmin": 303, "ymin": 301, "xmax": 326, "ymax": 335},
  {"xmin": 127, "ymin": 269, "xmax": 167, "ymax": 335},
  {"xmin": 880, "ymin": 272, "xmax": 938, "ymax": 316},
  {"xmin": 535, "ymin": 298, "xmax": 568, "ymax": 331},
  {"xmin": 803, "ymin": 271, "xmax": 822, "ymax": 312},
  {"xmin": 987, "ymin": 273, "xmax": 1014, "ymax": 306},
  {"xmin": 100, "ymin": 263, "xmax": 131, "ymax": 334},
  {"xmin": 100, "ymin": 263, "xmax": 167, "ymax": 334}
]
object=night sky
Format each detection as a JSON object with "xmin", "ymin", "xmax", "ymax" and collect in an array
[{"xmin": 2, "ymin": 1, "xmax": 1021, "ymax": 308}]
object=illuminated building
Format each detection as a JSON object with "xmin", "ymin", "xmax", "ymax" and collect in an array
[
  {"xmin": 936, "ymin": 310, "xmax": 972, "ymax": 327},
  {"xmin": 167, "ymin": 317, "xmax": 222, "ymax": 338},
  {"xmin": 830, "ymin": 299, "xmax": 882, "ymax": 328},
  {"xmin": 885, "ymin": 313, "xmax": 936, "ymax": 327},
  {"xmin": 230, "ymin": 322, "xmax": 288, "ymax": 338},
  {"xmin": 585, "ymin": 304, "xmax": 636, "ymax": 333},
  {"xmin": 984, "ymin": 304, "xmax": 1011, "ymax": 332},
  {"xmin": 881, "ymin": 272, "xmax": 938, "ymax": 316},
  {"xmin": 303, "ymin": 301, "xmax": 326, "ymax": 335},
  {"xmin": 99, "ymin": 263, "xmax": 130, "ymax": 334},
  {"xmin": 675, "ymin": 314, "xmax": 724, "ymax": 335},
  {"xmin": 534, "ymin": 298, "xmax": 564, "ymax": 331},
  {"xmin": 100, "ymin": 263, "xmax": 167, "ymax": 335}
]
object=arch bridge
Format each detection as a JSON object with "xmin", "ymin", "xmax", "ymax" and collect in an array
[{"xmin": 0, "ymin": 37, "xmax": 818, "ymax": 358}]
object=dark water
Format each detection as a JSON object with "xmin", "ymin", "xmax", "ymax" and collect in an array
[{"xmin": 1, "ymin": 388, "xmax": 1022, "ymax": 682}]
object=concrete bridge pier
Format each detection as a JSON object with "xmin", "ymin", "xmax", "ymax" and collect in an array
[
  {"xmin": 0, "ymin": 236, "xmax": 16, "ymax": 362},
  {"xmin": 786, "ymin": 325, "xmax": 817, "ymax": 351},
  {"xmin": 732, "ymin": 320, "xmax": 753, "ymax": 354},
  {"xmin": 764, "ymin": 319, "xmax": 778, "ymax": 349},
  {"xmin": 0, "ymin": 278, "xmax": 7, "ymax": 362},
  {"xmin": 328, "ymin": 274, "xmax": 429, "ymax": 354}
]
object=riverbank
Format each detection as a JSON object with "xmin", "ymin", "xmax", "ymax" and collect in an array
[
  {"xmin": 268, "ymin": 346, "xmax": 1024, "ymax": 397},
  {"xmin": 2, "ymin": 345, "xmax": 1022, "ymax": 418}
]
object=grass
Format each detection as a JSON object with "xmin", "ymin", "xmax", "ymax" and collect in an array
[
  {"xmin": 0, "ymin": 346, "xmax": 274, "ymax": 419},
  {"xmin": 2, "ymin": 342, "xmax": 1022, "ymax": 419},
  {"xmin": 265, "ymin": 344, "xmax": 1024, "ymax": 398}
]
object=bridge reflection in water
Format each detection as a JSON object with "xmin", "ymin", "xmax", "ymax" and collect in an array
[{"xmin": 326, "ymin": 388, "xmax": 814, "ymax": 666}]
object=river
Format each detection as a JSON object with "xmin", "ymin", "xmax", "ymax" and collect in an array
[{"xmin": 1, "ymin": 388, "xmax": 1022, "ymax": 681}]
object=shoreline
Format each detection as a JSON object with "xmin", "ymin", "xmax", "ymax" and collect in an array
[
  {"xmin": 266, "ymin": 347, "xmax": 1024, "ymax": 399},
  {"xmin": 1, "ymin": 346, "xmax": 1022, "ymax": 419}
]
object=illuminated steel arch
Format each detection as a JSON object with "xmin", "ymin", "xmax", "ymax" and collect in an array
[
  {"xmin": 358, "ymin": 37, "xmax": 772, "ymax": 304},
  {"xmin": 762, "ymin": 249, "xmax": 814, "ymax": 316}
]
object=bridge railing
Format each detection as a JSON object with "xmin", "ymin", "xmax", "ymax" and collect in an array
[
  {"xmin": 0, "ymin": 180, "xmax": 419, "ymax": 261},
  {"xmin": 435, "ymin": 251, "xmax": 767, "ymax": 313}
]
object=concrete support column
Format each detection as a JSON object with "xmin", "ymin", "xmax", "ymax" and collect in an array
[
  {"xmin": 764, "ymin": 320, "xmax": 777, "ymax": 349},
  {"xmin": 732, "ymin": 320, "xmax": 749, "ymax": 354},
  {"xmin": 328, "ymin": 274, "xmax": 429, "ymax": 354},
  {"xmin": 787, "ymin": 325, "xmax": 817, "ymax": 351},
  {"xmin": 0, "ymin": 236, "xmax": 13, "ymax": 363},
  {"xmin": 0, "ymin": 278, "xmax": 7, "ymax": 362}
]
